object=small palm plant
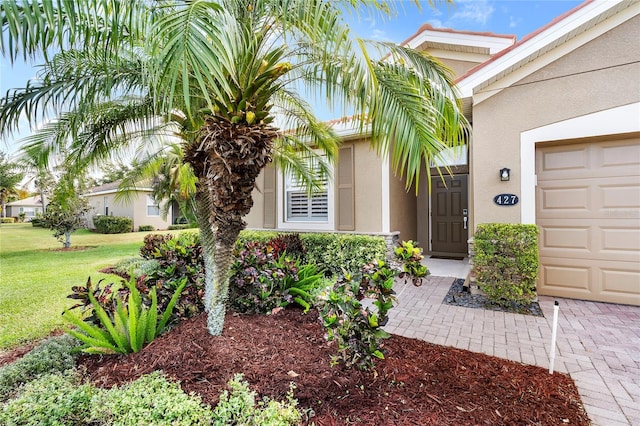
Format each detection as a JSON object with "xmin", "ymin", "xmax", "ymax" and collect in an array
[{"xmin": 63, "ymin": 276, "xmax": 187, "ymax": 354}]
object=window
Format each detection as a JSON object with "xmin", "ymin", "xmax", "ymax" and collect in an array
[
  {"xmin": 284, "ymin": 157, "xmax": 329, "ymax": 222},
  {"xmin": 146, "ymin": 195, "xmax": 160, "ymax": 216}
]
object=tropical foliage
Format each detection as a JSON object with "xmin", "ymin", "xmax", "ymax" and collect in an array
[
  {"xmin": 63, "ymin": 275, "xmax": 187, "ymax": 354},
  {"xmin": 0, "ymin": 0, "xmax": 466, "ymax": 336}
]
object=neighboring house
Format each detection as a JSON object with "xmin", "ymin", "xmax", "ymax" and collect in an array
[
  {"xmin": 245, "ymin": 0, "xmax": 640, "ymax": 306},
  {"xmin": 84, "ymin": 181, "xmax": 174, "ymax": 231},
  {"xmin": 4, "ymin": 196, "xmax": 44, "ymax": 220}
]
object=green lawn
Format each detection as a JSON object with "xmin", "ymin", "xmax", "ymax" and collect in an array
[{"xmin": 0, "ymin": 223, "xmax": 177, "ymax": 350}]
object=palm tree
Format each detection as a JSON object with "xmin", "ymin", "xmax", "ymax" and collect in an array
[{"xmin": 0, "ymin": 0, "xmax": 467, "ymax": 335}]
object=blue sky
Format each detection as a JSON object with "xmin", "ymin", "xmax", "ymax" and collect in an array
[{"xmin": 0, "ymin": 0, "xmax": 583, "ymax": 155}]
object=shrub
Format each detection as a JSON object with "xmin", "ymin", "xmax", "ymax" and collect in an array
[
  {"xmin": 235, "ymin": 230, "xmax": 278, "ymax": 249},
  {"xmin": 140, "ymin": 233, "xmax": 174, "ymax": 259},
  {"xmin": 235, "ymin": 231, "xmax": 387, "ymax": 278},
  {"xmin": 0, "ymin": 335, "xmax": 81, "ymax": 401},
  {"xmin": 63, "ymin": 275, "xmax": 187, "ymax": 354},
  {"xmin": 1, "ymin": 217, "xmax": 15, "ymax": 223},
  {"xmin": 146, "ymin": 232, "xmax": 206, "ymax": 319},
  {"xmin": 473, "ymin": 223, "xmax": 540, "ymax": 307},
  {"xmin": 229, "ymin": 241, "xmax": 324, "ymax": 314},
  {"xmin": 303, "ymin": 233, "xmax": 387, "ymax": 277},
  {"xmin": 109, "ymin": 257, "xmax": 160, "ymax": 279},
  {"xmin": 0, "ymin": 372, "xmax": 96, "ymax": 426},
  {"xmin": 17, "ymin": 212, "xmax": 26, "ymax": 222},
  {"xmin": 138, "ymin": 224, "xmax": 155, "ymax": 232},
  {"xmin": 213, "ymin": 374, "xmax": 302, "ymax": 426},
  {"xmin": 266, "ymin": 233, "xmax": 306, "ymax": 259},
  {"xmin": 30, "ymin": 218, "xmax": 45, "ymax": 227},
  {"xmin": 92, "ymin": 371, "xmax": 212, "ymax": 425},
  {"xmin": 167, "ymin": 223, "xmax": 198, "ymax": 230},
  {"xmin": 93, "ymin": 215, "xmax": 133, "ymax": 234},
  {"xmin": 394, "ymin": 240, "xmax": 429, "ymax": 286},
  {"xmin": 318, "ymin": 260, "xmax": 398, "ymax": 371}
]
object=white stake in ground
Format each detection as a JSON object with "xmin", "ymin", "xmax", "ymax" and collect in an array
[{"xmin": 549, "ymin": 300, "xmax": 559, "ymax": 374}]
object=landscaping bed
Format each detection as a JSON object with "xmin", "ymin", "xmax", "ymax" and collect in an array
[{"xmin": 77, "ymin": 308, "xmax": 589, "ymax": 425}]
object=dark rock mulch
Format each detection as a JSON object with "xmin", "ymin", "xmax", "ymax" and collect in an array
[{"xmin": 443, "ymin": 278, "xmax": 544, "ymax": 317}]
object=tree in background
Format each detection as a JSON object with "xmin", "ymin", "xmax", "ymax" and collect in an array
[
  {"xmin": 0, "ymin": 152, "xmax": 24, "ymax": 218},
  {"xmin": 42, "ymin": 178, "xmax": 91, "ymax": 248},
  {"xmin": 0, "ymin": 0, "xmax": 467, "ymax": 335}
]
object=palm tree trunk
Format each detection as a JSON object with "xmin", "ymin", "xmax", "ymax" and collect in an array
[{"xmin": 186, "ymin": 118, "xmax": 277, "ymax": 335}]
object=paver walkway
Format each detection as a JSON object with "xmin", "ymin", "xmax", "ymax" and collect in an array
[{"xmin": 385, "ymin": 275, "xmax": 640, "ymax": 426}]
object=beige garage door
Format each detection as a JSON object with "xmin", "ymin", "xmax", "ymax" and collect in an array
[{"xmin": 536, "ymin": 136, "xmax": 640, "ymax": 306}]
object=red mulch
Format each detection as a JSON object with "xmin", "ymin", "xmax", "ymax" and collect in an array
[{"xmin": 74, "ymin": 309, "xmax": 589, "ymax": 425}]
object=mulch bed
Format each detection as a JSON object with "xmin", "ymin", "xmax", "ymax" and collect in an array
[{"xmin": 77, "ymin": 308, "xmax": 589, "ymax": 425}]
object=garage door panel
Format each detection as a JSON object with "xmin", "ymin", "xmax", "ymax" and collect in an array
[
  {"xmin": 536, "ymin": 137, "xmax": 640, "ymax": 306},
  {"xmin": 537, "ymin": 180, "xmax": 640, "ymax": 218},
  {"xmin": 539, "ymin": 221, "xmax": 639, "ymax": 262},
  {"xmin": 539, "ymin": 261, "xmax": 591, "ymax": 291},
  {"xmin": 601, "ymin": 182, "xmax": 640, "ymax": 209},
  {"xmin": 601, "ymin": 226, "xmax": 640, "ymax": 253},
  {"xmin": 539, "ymin": 258, "xmax": 640, "ymax": 305},
  {"xmin": 600, "ymin": 140, "xmax": 640, "ymax": 169},
  {"xmin": 601, "ymin": 269, "xmax": 640, "ymax": 298}
]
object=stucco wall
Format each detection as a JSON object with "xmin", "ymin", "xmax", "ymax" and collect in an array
[
  {"xmin": 470, "ymin": 15, "xmax": 640, "ymax": 229},
  {"xmin": 87, "ymin": 191, "xmax": 171, "ymax": 230},
  {"xmin": 244, "ymin": 168, "xmax": 265, "ymax": 228},
  {"xmin": 352, "ymin": 139, "xmax": 383, "ymax": 233},
  {"xmin": 388, "ymin": 162, "xmax": 417, "ymax": 241}
]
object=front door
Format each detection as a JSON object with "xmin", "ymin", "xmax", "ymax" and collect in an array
[{"xmin": 431, "ymin": 174, "xmax": 468, "ymax": 255}]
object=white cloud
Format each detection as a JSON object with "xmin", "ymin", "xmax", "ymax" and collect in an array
[
  {"xmin": 451, "ymin": 0, "xmax": 495, "ymax": 26},
  {"xmin": 509, "ymin": 15, "xmax": 522, "ymax": 28},
  {"xmin": 428, "ymin": 19, "xmax": 444, "ymax": 29},
  {"xmin": 370, "ymin": 28, "xmax": 390, "ymax": 41}
]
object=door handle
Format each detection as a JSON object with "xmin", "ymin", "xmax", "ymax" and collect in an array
[{"xmin": 463, "ymin": 216, "xmax": 468, "ymax": 230}]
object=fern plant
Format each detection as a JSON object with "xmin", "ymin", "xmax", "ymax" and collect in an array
[{"xmin": 63, "ymin": 276, "xmax": 187, "ymax": 354}]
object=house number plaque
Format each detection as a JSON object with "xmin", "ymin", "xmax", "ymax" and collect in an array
[{"xmin": 494, "ymin": 194, "xmax": 519, "ymax": 206}]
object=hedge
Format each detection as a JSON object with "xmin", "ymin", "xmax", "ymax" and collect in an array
[
  {"xmin": 237, "ymin": 230, "xmax": 387, "ymax": 277},
  {"xmin": 473, "ymin": 223, "xmax": 539, "ymax": 307},
  {"xmin": 93, "ymin": 216, "xmax": 133, "ymax": 234}
]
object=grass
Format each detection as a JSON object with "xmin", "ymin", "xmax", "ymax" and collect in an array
[{"xmin": 0, "ymin": 223, "xmax": 178, "ymax": 350}]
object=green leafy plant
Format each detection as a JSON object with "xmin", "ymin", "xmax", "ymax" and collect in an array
[
  {"xmin": 167, "ymin": 223, "xmax": 198, "ymax": 230},
  {"xmin": 229, "ymin": 241, "xmax": 324, "ymax": 314},
  {"xmin": 63, "ymin": 275, "xmax": 187, "ymax": 354},
  {"xmin": 93, "ymin": 215, "xmax": 133, "ymax": 234},
  {"xmin": 318, "ymin": 260, "xmax": 398, "ymax": 370},
  {"xmin": 109, "ymin": 257, "xmax": 160, "ymax": 279},
  {"xmin": 145, "ymin": 232, "xmax": 206, "ymax": 318},
  {"xmin": 213, "ymin": 374, "xmax": 302, "ymax": 426},
  {"xmin": 138, "ymin": 224, "xmax": 155, "ymax": 232},
  {"xmin": 0, "ymin": 217, "xmax": 14, "ymax": 223},
  {"xmin": 140, "ymin": 233, "xmax": 175, "ymax": 259},
  {"xmin": 473, "ymin": 223, "xmax": 539, "ymax": 307},
  {"xmin": 0, "ymin": 371, "xmax": 96, "ymax": 426},
  {"xmin": 92, "ymin": 371, "xmax": 212, "ymax": 425},
  {"xmin": 0, "ymin": 335, "xmax": 81, "ymax": 401},
  {"xmin": 394, "ymin": 240, "xmax": 429, "ymax": 286},
  {"xmin": 303, "ymin": 233, "xmax": 387, "ymax": 277}
]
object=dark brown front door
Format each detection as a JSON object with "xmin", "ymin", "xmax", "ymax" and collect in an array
[{"xmin": 431, "ymin": 174, "xmax": 468, "ymax": 254}]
